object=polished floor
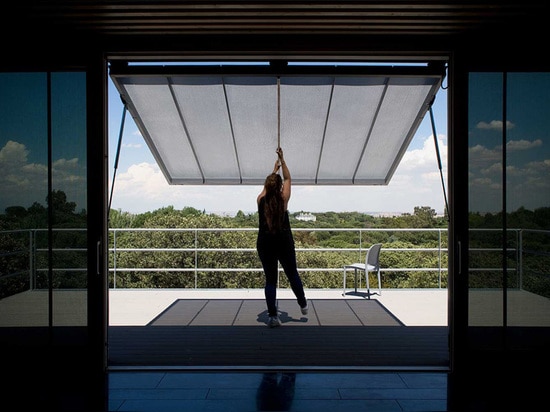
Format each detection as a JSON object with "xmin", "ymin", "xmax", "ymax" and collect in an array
[
  {"xmin": 108, "ymin": 298, "xmax": 449, "ymax": 368},
  {"xmin": 107, "ymin": 289, "xmax": 449, "ymax": 411},
  {"xmin": 108, "ymin": 370, "xmax": 448, "ymax": 412},
  {"xmin": 103, "ymin": 288, "xmax": 545, "ymax": 411}
]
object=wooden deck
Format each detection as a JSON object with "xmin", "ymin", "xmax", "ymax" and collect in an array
[
  {"xmin": 108, "ymin": 289, "xmax": 450, "ymax": 370},
  {"xmin": 2, "ymin": 287, "xmax": 548, "ymax": 370}
]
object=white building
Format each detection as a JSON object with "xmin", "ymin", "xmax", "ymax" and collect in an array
[{"xmin": 296, "ymin": 212, "xmax": 317, "ymax": 222}]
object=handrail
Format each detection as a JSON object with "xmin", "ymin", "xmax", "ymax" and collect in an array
[
  {"xmin": 106, "ymin": 227, "xmax": 450, "ymax": 289},
  {"xmin": 3, "ymin": 227, "xmax": 548, "ymax": 293}
]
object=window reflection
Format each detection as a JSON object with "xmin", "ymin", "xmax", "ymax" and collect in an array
[
  {"xmin": 256, "ymin": 372, "xmax": 296, "ymax": 411},
  {"xmin": 468, "ymin": 72, "xmax": 550, "ymax": 333},
  {"xmin": 0, "ymin": 72, "xmax": 87, "ymax": 333}
]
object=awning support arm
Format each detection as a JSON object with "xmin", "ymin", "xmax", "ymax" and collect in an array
[
  {"xmin": 108, "ymin": 100, "xmax": 127, "ymax": 214},
  {"xmin": 429, "ymin": 104, "xmax": 449, "ymax": 221}
]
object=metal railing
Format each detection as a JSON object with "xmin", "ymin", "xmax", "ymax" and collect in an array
[
  {"xmin": 1, "ymin": 227, "xmax": 448, "ymax": 288},
  {"xmin": 3, "ymin": 227, "xmax": 548, "ymax": 293},
  {"xmin": 108, "ymin": 227, "xmax": 449, "ymax": 289}
]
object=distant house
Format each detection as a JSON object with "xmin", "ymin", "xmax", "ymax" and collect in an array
[
  {"xmin": 371, "ymin": 212, "xmax": 403, "ymax": 218},
  {"xmin": 296, "ymin": 212, "xmax": 316, "ymax": 222}
]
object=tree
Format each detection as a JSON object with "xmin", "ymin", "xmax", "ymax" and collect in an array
[{"xmin": 412, "ymin": 206, "xmax": 437, "ymax": 228}]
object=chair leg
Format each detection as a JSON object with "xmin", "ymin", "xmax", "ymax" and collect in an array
[
  {"xmin": 377, "ymin": 269, "xmax": 382, "ymax": 296},
  {"xmin": 366, "ymin": 269, "xmax": 370, "ymax": 297},
  {"xmin": 342, "ymin": 267, "xmax": 347, "ymax": 296}
]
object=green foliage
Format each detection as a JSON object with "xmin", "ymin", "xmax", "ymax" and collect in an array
[
  {"xmin": 103, "ymin": 204, "xmax": 549, "ymax": 297},
  {"xmin": 467, "ymin": 207, "xmax": 550, "ymax": 297},
  {"xmin": 0, "ymin": 190, "xmax": 88, "ymax": 298},
  {"xmin": 105, "ymin": 205, "xmax": 549, "ymax": 296},
  {"xmin": 107, "ymin": 209, "xmax": 452, "ymax": 289},
  {"xmin": 109, "ymin": 209, "xmax": 139, "ymax": 228},
  {"xmin": 2, "ymin": 199, "xmax": 550, "ymax": 297}
]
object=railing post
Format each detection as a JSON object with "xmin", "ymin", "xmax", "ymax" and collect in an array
[
  {"xmin": 29, "ymin": 229, "xmax": 34, "ymax": 290},
  {"xmin": 359, "ymin": 229, "xmax": 363, "ymax": 262},
  {"xmin": 438, "ymin": 229, "xmax": 442, "ymax": 289},
  {"xmin": 194, "ymin": 229, "xmax": 198, "ymax": 289},
  {"xmin": 112, "ymin": 229, "xmax": 117, "ymax": 289},
  {"xmin": 359, "ymin": 229, "xmax": 363, "ymax": 289},
  {"xmin": 518, "ymin": 229, "xmax": 523, "ymax": 290}
]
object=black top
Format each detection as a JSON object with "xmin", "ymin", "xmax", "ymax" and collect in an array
[{"xmin": 258, "ymin": 196, "xmax": 291, "ymax": 235}]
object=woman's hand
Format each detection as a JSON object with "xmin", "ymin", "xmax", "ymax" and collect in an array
[{"xmin": 276, "ymin": 147, "xmax": 284, "ymax": 162}]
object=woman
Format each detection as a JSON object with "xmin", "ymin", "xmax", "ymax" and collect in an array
[{"xmin": 256, "ymin": 147, "xmax": 308, "ymax": 328}]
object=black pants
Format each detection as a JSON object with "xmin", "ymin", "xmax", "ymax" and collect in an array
[{"xmin": 257, "ymin": 231, "xmax": 307, "ymax": 317}]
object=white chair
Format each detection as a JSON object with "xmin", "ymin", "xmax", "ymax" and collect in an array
[{"xmin": 342, "ymin": 243, "xmax": 382, "ymax": 297}]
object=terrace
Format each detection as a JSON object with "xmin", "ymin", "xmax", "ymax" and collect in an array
[{"xmin": 2, "ymin": 226, "xmax": 548, "ymax": 370}]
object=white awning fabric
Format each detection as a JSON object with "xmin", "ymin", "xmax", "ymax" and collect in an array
[{"xmin": 110, "ymin": 63, "xmax": 444, "ymax": 185}]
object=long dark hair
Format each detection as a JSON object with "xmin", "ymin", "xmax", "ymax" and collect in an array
[{"xmin": 263, "ymin": 173, "xmax": 285, "ymax": 233}]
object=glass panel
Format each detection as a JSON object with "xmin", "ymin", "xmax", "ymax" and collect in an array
[
  {"xmin": 0, "ymin": 73, "xmax": 50, "ymax": 333},
  {"xmin": 0, "ymin": 72, "xmax": 87, "ymax": 340},
  {"xmin": 468, "ymin": 71, "xmax": 550, "ymax": 351},
  {"xmin": 506, "ymin": 73, "xmax": 550, "ymax": 328},
  {"xmin": 468, "ymin": 73, "xmax": 504, "ymax": 327},
  {"xmin": 51, "ymin": 72, "xmax": 87, "ymax": 326}
]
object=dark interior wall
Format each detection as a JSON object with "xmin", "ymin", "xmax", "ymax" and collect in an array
[{"xmin": 2, "ymin": 4, "xmax": 548, "ymax": 411}]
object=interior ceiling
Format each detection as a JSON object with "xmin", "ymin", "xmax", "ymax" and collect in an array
[
  {"xmin": 111, "ymin": 62, "xmax": 444, "ymax": 185},
  {"xmin": 9, "ymin": 1, "xmax": 543, "ymax": 38},
  {"xmin": 8, "ymin": 2, "xmax": 544, "ymax": 187}
]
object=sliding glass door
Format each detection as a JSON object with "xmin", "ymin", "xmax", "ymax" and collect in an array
[
  {"xmin": 468, "ymin": 72, "xmax": 550, "ymax": 350},
  {"xmin": 0, "ymin": 72, "xmax": 88, "ymax": 347}
]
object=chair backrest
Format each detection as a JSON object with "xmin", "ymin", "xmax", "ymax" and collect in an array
[{"xmin": 365, "ymin": 243, "xmax": 382, "ymax": 269}]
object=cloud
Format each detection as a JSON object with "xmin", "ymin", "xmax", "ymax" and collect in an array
[
  {"xmin": 53, "ymin": 157, "xmax": 80, "ymax": 169},
  {"xmin": 0, "ymin": 140, "xmax": 28, "ymax": 167},
  {"xmin": 469, "ymin": 138, "xmax": 544, "ymax": 169},
  {"xmin": 0, "ymin": 140, "xmax": 86, "ymax": 210},
  {"xmin": 506, "ymin": 139, "xmax": 542, "ymax": 151},
  {"xmin": 111, "ymin": 162, "xmax": 261, "ymax": 213},
  {"xmin": 0, "ymin": 141, "xmax": 46, "ymax": 193},
  {"xmin": 481, "ymin": 162, "xmax": 502, "ymax": 175},
  {"xmin": 114, "ymin": 162, "xmax": 167, "ymax": 196},
  {"xmin": 525, "ymin": 158, "xmax": 550, "ymax": 172},
  {"xmin": 122, "ymin": 143, "xmax": 142, "ymax": 149},
  {"xmin": 396, "ymin": 134, "xmax": 447, "ymax": 173},
  {"xmin": 476, "ymin": 120, "xmax": 515, "ymax": 131},
  {"xmin": 110, "ymin": 133, "xmax": 450, "ymax": 215},
  {"xmin": 467, "ymin": 136, "xmax": 550, "ymax": 211}
]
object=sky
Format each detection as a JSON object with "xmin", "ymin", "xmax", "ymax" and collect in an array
[
  {"xmin": 0, "ymin": 72, "xmax": 88, "ymax": 213},
  {"xmin": 107, "ymin": 74, "xmax": 449, "ymax": 216},
  {"xmin": 467, "ymin": 72, "xmax": 550, "ymax": 213},
  {"xmin": 2, "ymin": 70, "xmax": 547, "ymax": 217},
  {"xmin": 0, "ymin": 70, "xmax": 448, "ymax": 216}
]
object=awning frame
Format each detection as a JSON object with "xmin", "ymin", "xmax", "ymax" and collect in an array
[{"xmin": 109, "ymin": 61, "xmax": 446, "ymax": 186}]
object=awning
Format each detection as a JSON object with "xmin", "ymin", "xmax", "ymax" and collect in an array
[{"xmin": 110, "ymin": 62, "xmax": 444, "ymax": 185}]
